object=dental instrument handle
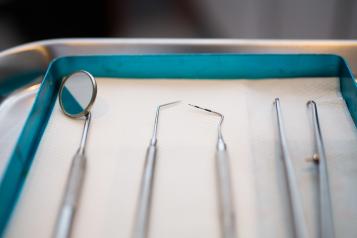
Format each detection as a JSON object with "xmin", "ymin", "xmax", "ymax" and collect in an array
[
  {"xmin": 216, "ymin": 141, "xmax": 237, "ymax": 238},
  {"xmin": 308, "ymin": 101, "xmax": 335, "ymax": 238},
  {"xmin": 53, "ymin": 152, "xmax": 86, "ymax": 238},
  {"xmin": 133, "ymin": 144, "xmax": 157, "ymax": 238},
  {"xmin": 275, "ymin": 98, "xmax": 309, "ymax": 238}
]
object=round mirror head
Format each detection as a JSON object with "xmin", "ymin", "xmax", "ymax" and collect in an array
[{"xmin": 59, "ymin": 70, "xmax": 97, "ymax": 118}]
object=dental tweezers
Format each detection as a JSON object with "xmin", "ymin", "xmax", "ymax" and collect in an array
[
  {"xmin": 307, "ymin": 100, "xmax": 335, "ymax": 238},
  {"xmin": 274, "ymin": 98, "xmax": 309, "ymax": 238}
]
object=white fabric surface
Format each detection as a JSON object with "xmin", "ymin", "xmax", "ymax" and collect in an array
[{"xmin": 5, "ymin": 77, "xmax": 357, "ymax": 238}]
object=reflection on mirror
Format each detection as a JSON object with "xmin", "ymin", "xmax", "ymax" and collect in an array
[
  {"xmin": 59, "ymin": 70, "xmax": 97, "ymax": 118},
  {"xmin": 53, "ymin": 70, "xmax": 97, "ymax": 238}
]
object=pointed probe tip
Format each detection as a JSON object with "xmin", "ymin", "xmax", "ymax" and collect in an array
[
  {"xmin": 159, "ymin": 100, "xmax": 181, "ymax": 108},
  {"xmin": 188, "ymin": 103, "xmax": 201, "ymax": 108},
  {"xmin": 307, "ymin": 100, "xmax": 316, "ymax": 106}
]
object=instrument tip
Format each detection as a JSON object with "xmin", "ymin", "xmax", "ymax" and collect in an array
[
  {"xmin": 307, "ymin": 100, "xmax": 316, "ymax": 106},
  {"xmin": 188, "ymin": 103, "xmax": 199, "ymax": 108},
  {"xmin": 159, "ymin": 100, "xmax": 181, "ymax": 108}
]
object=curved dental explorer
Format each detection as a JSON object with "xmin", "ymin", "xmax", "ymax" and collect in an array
[
  {"xmin": 274, "ymin": 98, "xmax": 309, "ymax": 238},
  {"xmin": 307, "ymin": 100, "xmax": 334, "ymax": 238},
  {"xmin": 188, "ymin": 104, "xmax": 237, "ymax": 238},
  {"xmin": 133, "ymin": 101, "xmax": 180, "ymax": 238}
]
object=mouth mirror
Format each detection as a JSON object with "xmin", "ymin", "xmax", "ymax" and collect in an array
[
  {"xmin": 54, "ymin": 70, "xmax": 97, "ymax": 238},
  {"xmin": 59, "ymin": 70, "xmax": 97, "ymax": 118}
]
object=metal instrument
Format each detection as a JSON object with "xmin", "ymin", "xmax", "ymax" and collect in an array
[
  {"xmin": 188, "ymin": 104, "xmax": 237, "ymax": 238},
  {"xmin": 307, "ymin": 100, "xmax": 335, "ymax": 238},
  {"xmin": 53, "ymin": 70, "xmax": 97, "ymax": 238},
  {"xmin": 133, "ymin": 101, "xmax": 180, "ymax": 238},
  {"xmin": 274, "ymin": 98, "xmax": 309, "ymax": 238}
]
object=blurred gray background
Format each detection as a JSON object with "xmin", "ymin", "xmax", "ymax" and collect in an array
[{"xmin": 0, "ymin": 0, "xmax": 356, "ymax": 51}]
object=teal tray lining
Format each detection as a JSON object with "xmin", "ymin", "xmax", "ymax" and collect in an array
[{"xmin": 0, "ymin": 54, "xmax": 355, "ymax": 236}]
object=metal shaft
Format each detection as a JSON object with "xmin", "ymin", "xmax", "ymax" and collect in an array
[
  {"xmin": 274, "ymin": 98, "xmax": 309, "ymax": 238},
  {"xmin": 188, "ymin": 104, "xmax": 236, "ymax": 238},
  {"xmin": 53, "ymin": 153, "xmax": 86, "ymax": 238},
  {"xmin": 133, "ymin": 145, "xmax": 157, "ymax": 238},
  {"xmin": 53, "ymin": 113, "xmax": 91, "ymax": 238},
  {"xmin": 216, "ymin": 143, "xmax": 237, "ymax": 238},
  {"xmin": 307, "ymin": 101, "xmax": 335, "ymax": 238},
  {"xmin": 133, "ymin": 101, "xmax": 180, "ymax": 238},
  {"xmin": 78, "ymin": 113, "xmax": 91, "ymax": 155}
]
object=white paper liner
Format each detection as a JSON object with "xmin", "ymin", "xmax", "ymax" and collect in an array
[{"xmin": 5, "ymin": 77, "xmax": 357, "ymax": 238}]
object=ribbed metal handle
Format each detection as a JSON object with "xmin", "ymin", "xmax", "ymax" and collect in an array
[
  {"xmin": 215, "ymin": 149, "xmax": 237, "ymax": 238},
  {"xmin": 133, "ymin": 145, "xmax": 157, "ymax": 238},
  {"xmin": 53, "ymin": 152, "xmax": 86, "ymax": 238}
]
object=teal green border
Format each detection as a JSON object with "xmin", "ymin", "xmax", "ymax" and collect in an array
[{"xmin": 0, "ymin": 54, "xmax": 355, "ymax": 236}]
